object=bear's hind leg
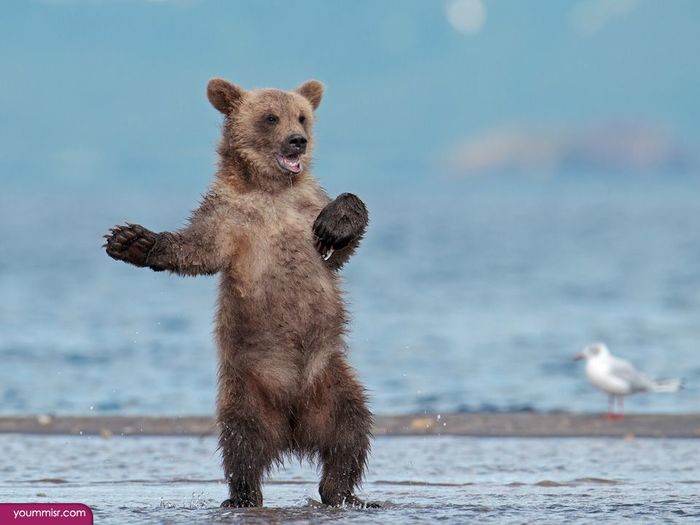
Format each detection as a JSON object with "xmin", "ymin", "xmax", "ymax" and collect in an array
[
  {"xmin": 218, "ymin": 388, "xmax": 288, "ymax": 508},
  {"xmin": 299, "ymin": 357, "xmax": 375, "ymax": 507},
  {"xmin": 318, "ymin": 401, "xmax": 375, "ymax": 507}
]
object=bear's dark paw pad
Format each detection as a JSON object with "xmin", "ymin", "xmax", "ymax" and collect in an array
[{"xmin": 103, "ymin": 223, "xmax": 157, "ymax": 267}]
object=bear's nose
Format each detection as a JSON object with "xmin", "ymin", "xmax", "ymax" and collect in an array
[{"xmin": 287, "ymin": 134, "xmax": 307, "ymax": 154}]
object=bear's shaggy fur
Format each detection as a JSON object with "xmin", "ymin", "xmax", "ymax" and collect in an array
[{"xmin": 104, "ymin": 78, "xmax": 373, "ymax": 507}]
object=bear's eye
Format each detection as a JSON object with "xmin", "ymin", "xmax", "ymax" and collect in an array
[
  {"xmin": 265, "ymin": 114, "xmax": 279, "ymax": 125},
  {"xmin": 299, "ymin": 114, "xmax": 306, "ymax": 124}
]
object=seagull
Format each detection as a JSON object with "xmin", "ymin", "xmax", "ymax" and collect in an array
[{"xmin": 574, "ymin": 342, "xmax": 682, "ymax": 419}]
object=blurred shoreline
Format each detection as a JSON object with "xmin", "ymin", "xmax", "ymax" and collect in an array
[{"xmin": 1, "ymin": 413, "xmax": 699, "ymax": 438}]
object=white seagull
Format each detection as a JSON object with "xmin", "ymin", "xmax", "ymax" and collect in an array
[{"xmin": 575, "ymin": 342, "xmax": 682, "ymax": 419}]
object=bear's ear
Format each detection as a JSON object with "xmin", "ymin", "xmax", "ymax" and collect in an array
[
  {"xmin": 296, "ymin": 80, "xmax": 324, "ymax": 111},
  {"xmin": 207, "ymin": 78, "xmax": 244, "ymax": 114}
]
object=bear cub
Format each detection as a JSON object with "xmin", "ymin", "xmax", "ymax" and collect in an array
[{"xmin": 104, "ymin": 78, "xmax": 373, "ymax": 508}]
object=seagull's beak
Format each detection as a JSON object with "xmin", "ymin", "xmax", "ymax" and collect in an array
[{"xmin": 573, "ymin": 352, "xmax": 585, "ymax": 361}]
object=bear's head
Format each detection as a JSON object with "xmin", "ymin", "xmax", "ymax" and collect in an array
[{"xmin": 207, "ymin": 78, "xmax": 323, "ymax": 186}]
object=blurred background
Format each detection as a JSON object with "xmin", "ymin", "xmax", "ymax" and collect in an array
[{"xmin": 1, "ymin": 0, "xmax": 699, "ymax": 416}]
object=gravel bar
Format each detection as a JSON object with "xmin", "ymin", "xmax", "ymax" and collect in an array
[{"xmin": 1, "ymin": 413, "xmax": 699, "ymax": 438}]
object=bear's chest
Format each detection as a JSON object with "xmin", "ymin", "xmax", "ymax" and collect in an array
[{"xmin": 227, "ymin": 202, "xmax": 327, "ymax": 290}]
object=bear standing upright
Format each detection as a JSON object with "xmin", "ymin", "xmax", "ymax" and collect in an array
[{"xmin": 104, "ymin": 78, "xmax": 373, "ymax": 508}]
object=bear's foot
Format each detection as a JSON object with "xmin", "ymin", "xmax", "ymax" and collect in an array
[
  {"xmin": 220, "ymin": 496, "xmax": 260, "ymax": 508},
  {"xmin": 321, "ymin": 493, "xmax": 380, "ymax": 509}
]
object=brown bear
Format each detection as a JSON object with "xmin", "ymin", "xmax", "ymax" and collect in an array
[{"xmin": 103, "ymin": 78, "xmax": 373, "ymax": 508}]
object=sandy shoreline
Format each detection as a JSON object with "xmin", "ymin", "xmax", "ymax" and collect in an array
[{"xmin": 1, "ymin": 413, "xmax": 699, "ymax": 438}]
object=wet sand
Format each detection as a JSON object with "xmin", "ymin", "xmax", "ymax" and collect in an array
[
  {"xmin": 1, "ymin": 413, "xmax": 699, "ymax": 438},
  {"xmin": 3, "ymin": 434, "xmax": 699, "ymax": 524}
]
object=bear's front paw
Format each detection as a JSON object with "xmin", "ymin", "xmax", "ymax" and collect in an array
[
  {"xmin": 103, "ymin": 223, "xmax": 159, "ymax": 268},
  {"xmin": 313, "ymin": 193, "xmax": 368, "ymax": 260}
]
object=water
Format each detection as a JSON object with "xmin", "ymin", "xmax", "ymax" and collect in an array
[
  {"xmin": 1, "ymin": 434, "xmax": 699, "ymax": 524},
  {"xmin": 1, "ymin": 178, "xmax": 700, "ymax": 415}
]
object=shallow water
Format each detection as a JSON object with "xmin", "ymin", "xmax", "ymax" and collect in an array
[
  {"xmin": 2, "ymin": 179, "xmax": 700, "ymax": 415},
  {"xmin": 2, "ymin": 435, "xmax": 699, "ymax": 524}
]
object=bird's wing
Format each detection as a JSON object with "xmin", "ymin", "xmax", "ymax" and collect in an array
[{"xmin": 608, "ymin": 357, "xmax": 655, "ymax": 392}]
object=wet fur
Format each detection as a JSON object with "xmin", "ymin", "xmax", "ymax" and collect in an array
[{"xmin": 104, "ymin": 78, "xmax": 372, "ymax": 507}]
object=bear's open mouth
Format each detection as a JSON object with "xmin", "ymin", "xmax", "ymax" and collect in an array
[{"xmin": 275, "ymin": 153, "xmax": 302, "ymax": 174}]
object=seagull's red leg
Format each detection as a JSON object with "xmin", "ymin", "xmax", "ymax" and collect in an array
[
  {"xmin": 619, "ymin": 397, "xmax": 624, "ymax": 420},
  {"xmin": 607, "ymin": 395, "xmax": 614, "ymax": 419}
]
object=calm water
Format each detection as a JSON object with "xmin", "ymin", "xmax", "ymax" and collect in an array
[
  {"xmin": 1, "ymin": 435, "xmax": 699, "ymax": 524},
  {"xmin": 1, "ymin": 179, "xmax": 699, "ymax": 415}
]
